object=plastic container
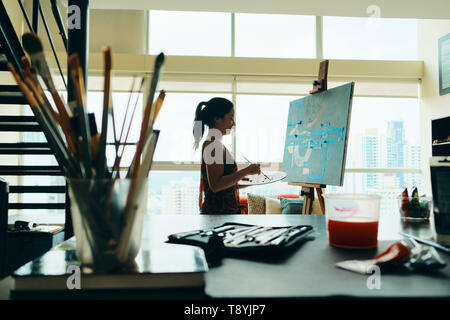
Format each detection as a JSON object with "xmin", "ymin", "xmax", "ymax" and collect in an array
[
  {"xmin": 323, "ymin": 193, "xmax": 381, "ymax": 249},
  {"xmin": 68, "ymin": 178, "xmax": 148, "ymax": 271}
]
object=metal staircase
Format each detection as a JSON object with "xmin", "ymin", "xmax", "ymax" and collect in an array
[{"xmin": 0, "ymin": 0, "xmax": 75, "ymax": 278}]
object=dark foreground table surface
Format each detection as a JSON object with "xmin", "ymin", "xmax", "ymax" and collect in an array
[{"xmin": 1, "ymin": 214, "xmax": 449, "ymax": 299}]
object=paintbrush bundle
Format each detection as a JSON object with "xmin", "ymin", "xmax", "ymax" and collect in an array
[
  {"xmin": 9, "ymin": 32, "xmax": 166, "ymax": 267},
  {"xmin": 10, "ymin": 32, "xmax": 165, "ymax": 181}
]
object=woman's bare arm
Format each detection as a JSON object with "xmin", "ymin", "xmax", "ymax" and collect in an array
[
  {"xmin": 206, "ymin": 162, "xmax": 256, "ymax": 192},
  {"xmin": 203, "ymin": 142, "xmax": 259, "ymax": 192}
]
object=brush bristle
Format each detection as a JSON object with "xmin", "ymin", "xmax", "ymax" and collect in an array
[
  {"xmin": 67, "ymin": 53, "xmax": 80, "ymax": 69},
  {"xmin": 21, "ymin": 56, "xmax": 32, "ymax": 69},
  {"xmin": 103, "ymin": 47, "xmax": 112, "ymax": 69},
  {"xmin": 155, "ymin": 52, "xmax": 164, "ymax": 67},
  {"xmin": 22, "ymin": 32, "xmax": 43, "ymax": 55}
]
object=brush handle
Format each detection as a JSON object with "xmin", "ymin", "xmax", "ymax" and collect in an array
[
  {"xmin": 242, "ymin": 155, "xmax": 270, "ymax": 180},
  {"xmin": 22, "ymin": 54, "xmax": 78, "ymax": 155},
  {"xmin": 140, "ymin": 53, "xmax": 164, "ymax": 150},
  {"xmin": 136, "ymin": 130, "xmax": 159, "ymax": 178},
  {"xmin": 51, "ymin": 92, "xmax": 79, "ymax": 155},
  {"xmin": 96, "ymin": 47, "xmax": 113, "ymax": 178},
  {"xmin": 8, "ymin": 63, "xmax": 79, "ymax": 177},
  {"xmin": 153, "ymin": 90, "xmax": 166, "ymax": 122},
  {"xmin": 127, "ymin": 54, "xmax": 164, "ymax": 179},
  {"xmin": 30, "ymin": 52, "xmax": 57, "ymax": 93},
  {"xmin": 117, "ymin": 131, "xmax": 159, "ymax": 262},
  {"xmin": 129, "ymin": 91, "xmax": 165, "ymax": 178},
  {"xmin": 20, "ymin": 62, "xmax": 62, "ymax": 127},
  {"xmin": 69, "ymin": 54, "xmax": 92, "ymax": 178}
]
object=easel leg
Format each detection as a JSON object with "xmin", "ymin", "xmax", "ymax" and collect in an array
[
  {"xmin": 301, "ymin": 187, "xmax": 314, "ymax": 215},
  {"xmin": 316, "ymin": 187, "xmax": 325, "ymax": 215}
]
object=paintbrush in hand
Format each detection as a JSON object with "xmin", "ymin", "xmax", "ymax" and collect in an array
[{"xmin": 239, "ymin": 153, "xmax": 271, "ymax": 181}]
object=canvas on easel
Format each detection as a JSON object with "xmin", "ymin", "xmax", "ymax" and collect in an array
[
  {"xmin": 282, "ymin": 82, "xmax": 354, "ymax": 187},
  {"xmin": 281, "ymin": 60, "xmax": 354, "ymax": 214}
]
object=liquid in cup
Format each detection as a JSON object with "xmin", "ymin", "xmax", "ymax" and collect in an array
[{"xmin": 323, "ymin": 194, "xmax": 381, "ymax": 248}]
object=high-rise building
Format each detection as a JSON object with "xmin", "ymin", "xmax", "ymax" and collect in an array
[
  {"xmin": 361, "ymin": 128, "xmax": 380, "ymax": 192},
  {"xmin": 387, "ymin": 121, "xmax": 406, "ymax": 185},
  {"xmin": 161, "ymin": 178, "xmax": 199, "ymax": 215},
  {"xmin": 405, "ymin": 145, "xmax": 422, "ymax": 190}
]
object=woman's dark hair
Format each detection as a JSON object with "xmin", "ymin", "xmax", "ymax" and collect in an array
[{"xmin": 193, "ymin": 97, "xmax": 233, "ymax": 150}]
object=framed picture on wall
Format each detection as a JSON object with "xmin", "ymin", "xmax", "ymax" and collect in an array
[{"xmin": 439, "ymin": 33, "xmax": 450, "ymax": 96}]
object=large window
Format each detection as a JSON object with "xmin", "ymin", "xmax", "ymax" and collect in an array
[
  {"xmin": 235, "ymin": 95, "xmax": 296, "ymax": 163},
  {"xmin": 87, "ymin": 91, "xmax": 143, "ymax": 168},
  {"xmin": 332, "ymin": 97, "xmax": 421, "ymax": 215},
  {"xmin": 13, "ymin": 11, "xmax": 422, "ymax": 220},
  {"xmin": 148, "ymin": 11, "xmax": 316, "ymax": 59},
  {"xmin": 149, "ymin": 92, "xmax": 421, "ymax": 216},
  {"xmin": 235, "ymin": 13, "xmax": 316, "ymax": 58},
  {"xmin": 19, "ymin": 86, "xmax": 421, "ymax": 217},
  {"xmin": 346, "ymin": 97, "xmax": 420, "ymax": 169},
  {"xmin": 149, "ymin": 10, "xmax": 231, "ymax": 56},
  {"xmin": 323, "ymin": 17, "xmax": 418, "ymax": 60}
]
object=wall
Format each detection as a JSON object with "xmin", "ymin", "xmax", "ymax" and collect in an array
[
  {"xmin": 35, "ymin": 1, "xmax": 148, "ymax": 55},
  {"xmin": 418, "ymin": 19, "xmax": 450, "ymax": 195},
  {"xmin": 2, "ymin": 0, "xmax": 25, "ymax": 36},
  {"xmin": 90, "ymin": 0, "xmax": 450, "ymax": 20}
]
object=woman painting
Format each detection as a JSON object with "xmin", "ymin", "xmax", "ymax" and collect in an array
[{"xmin": 193, "ymin": 97, "xmax": 260, "ymax": 214}]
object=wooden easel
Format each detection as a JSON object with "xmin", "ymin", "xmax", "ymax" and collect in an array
[
  {"xmin": 288, "ymin": 60, "xmax": 329, "ymax": 215},
  {"xmin": 288, "ymin": 183, "xmax": 326, "ymax": 215}
]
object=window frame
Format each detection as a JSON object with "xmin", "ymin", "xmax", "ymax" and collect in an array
[{"xmin": 47, "ymin": 12, "xmax": 423, "ymax": 183}]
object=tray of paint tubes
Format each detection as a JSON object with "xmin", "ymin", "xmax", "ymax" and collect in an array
[{"xmin": 166, "ymin": 222, "xmax": 314, "ymax": 254}]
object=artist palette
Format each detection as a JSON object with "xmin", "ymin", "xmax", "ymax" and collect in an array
[{"xmin": 239, "ymin": 171, "xmax": 287, "ymax": 186}]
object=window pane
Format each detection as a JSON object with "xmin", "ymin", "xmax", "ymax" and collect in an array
[
  {"xmin": 149, "ymin": 10, "xmax": 231, "ymax": 56},
  {"xmin": 235, "ymin": 13, "xmax": 316, "ymax": 58},
  {"xmin": 345, "ymin": 97, "xmax": 420, "ymax": 192},
  {"xmin": 87, "ymin": 91, "xmax": 143, "ymax": 144},
  {"xmin": 323, "ymin": 17, "xmax": 418, "ymax": 60},
  {"xmin": 346, "ymin": 97, "xmax": 420, "ymax": 167},
  {"xmin": 236, "ymin": 95, "xmax": 297, "ymax": 163},
  {"xmin": 148, "ymin": 170, "xmax": 200, "ymax": 215},
  {"xmin": 153, "ymin": 93, "xmax": 232, "ymax": 162}
]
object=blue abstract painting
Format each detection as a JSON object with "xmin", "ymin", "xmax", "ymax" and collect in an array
[{"xmin": 282, "ymin": 82, "xmax": 354, "ymax": 186}]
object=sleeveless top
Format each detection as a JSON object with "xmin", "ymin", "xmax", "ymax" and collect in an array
[{"xmin": 199, "ymin": 140, "xmax": 241, "ymax": 214}]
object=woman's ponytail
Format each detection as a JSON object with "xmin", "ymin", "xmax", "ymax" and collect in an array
[{"xmin": 193, "ymin": 101, "xmax": 207, "ymax": 150}]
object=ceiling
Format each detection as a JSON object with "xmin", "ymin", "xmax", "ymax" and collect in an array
[{"xmin": 89, "ymin": 0, "xmax": 450, "ymax": 20}]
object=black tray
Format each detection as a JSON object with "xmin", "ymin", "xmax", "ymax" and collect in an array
[{"xmin": 166, "ymin": 222, "xmax": 314, "ymax": 264}]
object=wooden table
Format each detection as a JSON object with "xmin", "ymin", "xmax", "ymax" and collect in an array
[{"xmin": 1, "ymin": 214, "xmax": 449, "ymax": 300}]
